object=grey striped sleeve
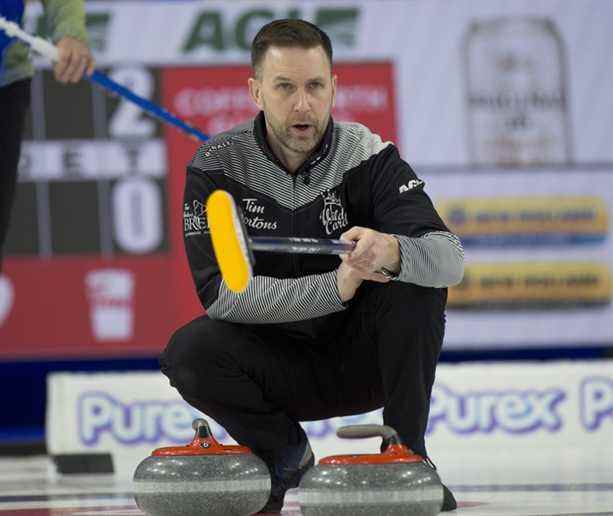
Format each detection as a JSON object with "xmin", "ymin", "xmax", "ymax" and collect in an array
[
  {"xmin": 393, "ymin": 231, "xmax": 464, "ymax": 287},
  {"xmin": 206, "ymin": 270, "xmax": 346, "ymax": 323}
]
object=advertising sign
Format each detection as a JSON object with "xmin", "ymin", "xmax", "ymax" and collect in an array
[{"xmin": 46, "ymin": 362, "xmax": 613, "ymax": 476}]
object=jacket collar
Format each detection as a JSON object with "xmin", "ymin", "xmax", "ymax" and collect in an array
[{"xmin": 253, "ymin": 111, "xmax": 334, "ymax": 183}]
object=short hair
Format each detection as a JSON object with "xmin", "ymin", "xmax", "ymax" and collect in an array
[{"xmin": 251, "ymin": 19, "xmax": 333, "ymax": 76}]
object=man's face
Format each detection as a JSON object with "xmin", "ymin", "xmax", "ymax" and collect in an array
[{"xmin": 249, "ymin": 45, "xmax": 337, "ymax": 158}]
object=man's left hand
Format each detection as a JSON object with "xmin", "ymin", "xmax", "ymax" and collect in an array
[
  {"xmin": 340, "ymin": 226, "xmax": 400, "ymax": 280},
  {"xmin": 54, "ymin": 36, "xmax": 94, "ymax": 84}
]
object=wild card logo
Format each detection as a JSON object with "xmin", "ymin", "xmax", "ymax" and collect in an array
[
  {"xmin": 241, "ymin": 198, "xmax": 278, "ymax": 231},
  {"xmin": 320, "ymin": 190, "xmax": 348, "ymax": 235},
  {"xmin": 183, "ymin": 200, "xmax": 208, "ymax": 237}
]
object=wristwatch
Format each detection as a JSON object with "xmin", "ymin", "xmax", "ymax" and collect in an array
[{"xmin": 378, "ymin": 267, "xmax": 399, "ymax": 279}]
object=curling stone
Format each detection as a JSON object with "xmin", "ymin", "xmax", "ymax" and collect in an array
[
  {"xmin": 299, "ymin": 424, "xmax": 443, "ymax": 515},
  {"xmin": 133, "ymin": 418, "xmax": 270, "ymax": 516}
]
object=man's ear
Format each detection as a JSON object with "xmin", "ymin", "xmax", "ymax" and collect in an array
[
  {"xmin": 248, "ymin": 77, "xmax": 264, "ymax": 110},
  {"xmin": 331, "ymin": 74, "xmax": 338, "ymax": 108}
]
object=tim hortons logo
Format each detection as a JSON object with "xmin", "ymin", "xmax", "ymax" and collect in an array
[
  {"xmin": 241, "ymin": 198, "xmax": 278, "ymax": 231},
  {"xmin": 320, "ymin": 190, "xmax": 348, "ymax": 235}
]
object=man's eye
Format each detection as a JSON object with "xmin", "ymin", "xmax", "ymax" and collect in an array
[
  {"xmin": 278, "ymin": 83, "xmax": 293, "ymax": 91},
  {"xmin": 309, "ymin": 82, "xmax": 324, "ymax": 89}
]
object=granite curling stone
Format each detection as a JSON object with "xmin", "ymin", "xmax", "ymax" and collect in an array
[
  {"xmin": 133, "ymin": 418, "xmax": 270, "ymax": 516},
  {"xmin": 299, "ymin": 424, "xmax": 443, "ymax": 516}
]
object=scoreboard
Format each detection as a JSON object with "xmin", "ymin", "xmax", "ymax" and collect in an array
[
  {"xmin": 1, "ymin": 64, "xmax": 198, "ymax": 359},
  {"xmin": 7, "ymin": 67, "xmax": 167, "ymax": 257}
]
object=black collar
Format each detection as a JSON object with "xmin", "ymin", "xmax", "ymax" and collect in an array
[{"xmin": 253, "ymin": 111, "xmax": 334, "ymax": 184}]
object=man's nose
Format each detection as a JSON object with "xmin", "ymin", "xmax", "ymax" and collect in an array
[{"xmin": 293, "ymin": 89, "xmax": 311, "ymax": 112}]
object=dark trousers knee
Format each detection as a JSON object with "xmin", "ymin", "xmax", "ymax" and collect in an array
[
  {"xmin": 344, "ymin": 282, "xmax": 447, "ymax": 457},
  {"xmin": 159, "ymin": 316, "xmax": 309, "ymax": 455},
  {"xmin": 160, "ymin": 316, "xmax": 247, "ymax": 403}
]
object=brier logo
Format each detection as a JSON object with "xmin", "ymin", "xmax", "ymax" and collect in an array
[{"xmin": 184, "ymin": 200, "xmax": 208, "ymax": 237}]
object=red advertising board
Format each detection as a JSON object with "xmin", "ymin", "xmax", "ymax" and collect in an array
[
  {"xmin": 0, "ymin": 256, "xmax": 179, "ymax": 358},
  {"xmin": 164, "ymin": 62, "xmax": 397, "ymax": 146}
]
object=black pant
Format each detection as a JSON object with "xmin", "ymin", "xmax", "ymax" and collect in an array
[
  {"xmin": 0, "ymin": 79, "xmax": 31, "ymax": 268},
  {"xmin": 160, "ymin": 281, "xmax": 446, "ymax": 461}
]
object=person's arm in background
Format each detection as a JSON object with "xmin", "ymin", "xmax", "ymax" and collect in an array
[
  {"xmin": 43, "ymin": 0, "xmax": 93, "ymax": 82},
  {"xmin": 340, "ymin": 144, "xmax": 464, "ymax": 290},
  {"xmin": 184, "ymin": 165, "xmax": 348, "ymax": 324}
]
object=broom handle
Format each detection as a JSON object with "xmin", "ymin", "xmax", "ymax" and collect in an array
[{"xmin": 250, "ymin": 237, "xmax": 355, "ymax": 255}]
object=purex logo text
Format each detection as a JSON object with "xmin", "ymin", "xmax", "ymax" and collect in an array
[
  {"xmin": 427, "ymin": 383, "xmax": 566, "ymax": 435},
  {"xmin": 77, "ymin": 378, "xmax": 613, "ymax": 446},
  {"xmin": 78, "ymin": 392, "xmax": 228, "ymax": 446}
]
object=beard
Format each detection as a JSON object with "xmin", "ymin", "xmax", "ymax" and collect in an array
[
  {"xmin": 263, "ymin": 106, "xmax": 330, "ymax": 156},
  {"xmin": 272, "ymin": 118, "xmax": 324, "ymax": 154}
]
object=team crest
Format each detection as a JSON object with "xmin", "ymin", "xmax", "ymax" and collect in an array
[{"xmin": 319, "ymin": 190, "xmax": 348, "ymax": 235}]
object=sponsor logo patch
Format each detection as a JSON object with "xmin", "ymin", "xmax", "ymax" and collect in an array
[
  {"xmin": 399, "ymin": 179, "xmax": 424, "ymax": 194},
  {"xmin": 320, "ymin": 190, "xmax": 348, "ymax": 235},
  {"xmin": 241, "ymin": 198, "xmax": 278, "ymax": 231},
  {"xmin": 183, "ymin": 200, "xmax": 208, "ymax": 237}
]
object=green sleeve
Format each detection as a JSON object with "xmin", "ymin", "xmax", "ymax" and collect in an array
[{"xmin": 43, "ymin": 0, "xmax": 89, "ymax": 44}]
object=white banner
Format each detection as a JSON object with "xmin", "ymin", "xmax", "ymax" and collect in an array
[
  {"xmin": 46, "ymin": 362, "xmax": 613, "ymax": 477},
  {"xmin": 24, "ymin": 0, "xmax": 613, "ymax": 165}
]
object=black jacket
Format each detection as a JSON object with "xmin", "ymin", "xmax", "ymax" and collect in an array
[{"xmin": 182, "ymin": 112, "xmax": 462, "ymax": 337}]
